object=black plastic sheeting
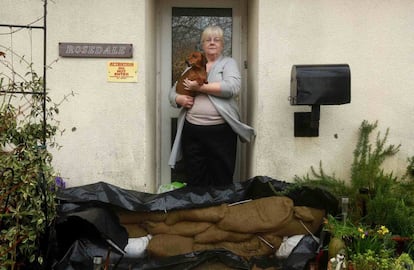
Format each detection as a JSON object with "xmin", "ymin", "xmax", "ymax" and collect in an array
[
  {"xmin": 52, "ymin": 176, "xmax": 338, "ymax": 270},
  {"xmin": 282, "ymin": 235, "xmax": 320, "ymax": 270},
  {"xmin": 52, "ymin": 207, "xmax": 128, "ymax": 265}
]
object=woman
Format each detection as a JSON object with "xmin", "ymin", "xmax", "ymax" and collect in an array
[{"xmin": 169, "ymin": 25, "xmax": 255, "ymax": 187}]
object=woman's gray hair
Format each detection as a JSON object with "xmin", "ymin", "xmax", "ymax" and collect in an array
[{"xmin": 200, "ymin": 25, "xmax": 224, "ymax": 44}]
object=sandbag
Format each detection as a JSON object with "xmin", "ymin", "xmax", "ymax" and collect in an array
[
  {"xmin": 257, "ymin": 233, "xmax": 283, "ymax": 250},
  {"xmin": 217, "ymin": 196, "xmax": 294, "ymax": 233},
  {"xmin": 165, "ymin": 204, "xmax": 228, "ymax": 225},
  {"xmin": 122, "ymin": 223, "xmax": 149, "ymax": 238},
  {"xmin": 194, "ymin": 237, "xmax": 274, "ymax": 258},
  {"xmin": 273, "ymin": 207, "xmax": 325, "ymax": 237},
  {"xmin": 117, "ymin": 210, "xmax": 167, "ymax": 224},
  {"xmin": 54, "ymin": 176, "xmax": 339, "ymax": 269},
  {"xmin": 143, "ymin": 221, "xmax": 212, "ymax": 237},
  {"xmin": 194, "ymin": 225, "xmax": 255, "ymax": 244},
  {"xmin": 147, "ymin": 234, "xmax": 194, "ymax": 257}
]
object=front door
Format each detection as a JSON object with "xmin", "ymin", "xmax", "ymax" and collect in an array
[{"xmin": 157, "ymin": 0, "xmax": 246, "ymax": 187}]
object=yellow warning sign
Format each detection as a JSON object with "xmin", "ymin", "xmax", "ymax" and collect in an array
[{"xmin": 107, "ymin": 61, "xmax": 137, "ymax": 82}]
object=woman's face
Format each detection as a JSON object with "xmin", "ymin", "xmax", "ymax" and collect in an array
[{"xmin": 202, "ymin": 35, "xmax": 223, "ymax": 57}]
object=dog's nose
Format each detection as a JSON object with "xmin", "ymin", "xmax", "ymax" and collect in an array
[{"xmin": 185, "ymin": 60, "xmax": 191, "ymax": 67}]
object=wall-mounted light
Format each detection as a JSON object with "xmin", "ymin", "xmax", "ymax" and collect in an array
[
  {"xmin": 341, "ymin": 197, "xmax": 349, "ymax": 223},
  {"xmin": 290, "ymin": 64, "xmax": 351, "ymax": 137}
]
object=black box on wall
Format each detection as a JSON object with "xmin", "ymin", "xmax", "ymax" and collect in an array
[{"xmin": 290, "ymin": 64, "xmax": 351, "ymax": 106}]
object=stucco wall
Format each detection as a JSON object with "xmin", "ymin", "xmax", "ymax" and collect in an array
[
  {"xmin": 1, "ymin": 0, "xmax": 413, "ymax": 191},
  {"xmin": 48, "ymin": 0, "xmax": 156, "ymax": 191},
  {"xmin": 45, "ymin": 0, "xmax": 156, "ymax": 191},
  {"xmin": 250, "ymin": 0, "xmax": 414, "ymax": 183}
]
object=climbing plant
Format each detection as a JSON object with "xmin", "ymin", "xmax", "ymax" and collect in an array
[{"xmin": 0, "ymin": 49, "xmax": 67, "ymax": 269}]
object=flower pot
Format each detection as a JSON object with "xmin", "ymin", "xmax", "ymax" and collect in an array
[
  {"xmin": 328, "ymin": 237, "xmax": 346, "ymax": 260},
  {"xmin": 392, "ymin": 236, "xmax": 411, "ymax": 255}
]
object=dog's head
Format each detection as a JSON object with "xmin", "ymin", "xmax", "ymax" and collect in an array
[{"xmin": 185, "ymin": 51, "xmax": 207, "ymax": 69}]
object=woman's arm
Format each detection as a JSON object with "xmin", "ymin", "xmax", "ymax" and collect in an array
[
  {"xmin": 183, "ymin": 57, "xmax": 241, "ymax": 98},
  {"xmin": 183, "ymin": 79, "xmax": 221, "ymax": 95},
  {"xmin": 169, "ymin": 82, "xmax": 194, "ymax": 109}
]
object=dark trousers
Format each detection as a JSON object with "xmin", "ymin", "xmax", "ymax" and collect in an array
[{"xmin": 182, "ymin": 120, "xmax": 237, "ymax": 187}]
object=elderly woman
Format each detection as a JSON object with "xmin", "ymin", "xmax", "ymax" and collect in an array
[{"xmin": 169, "ymin": 25, "xmax": 255, "ymax": 187}]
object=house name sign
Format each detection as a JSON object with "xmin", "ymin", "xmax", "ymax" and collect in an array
[{"xmin": 59, "ymin": 42, "xmax": 133, "ymax": 58}]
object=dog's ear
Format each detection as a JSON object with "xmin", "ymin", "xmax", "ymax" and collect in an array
[{"xmin": 201, "ymin": 53, "xmax": 207, "ymax": 67}]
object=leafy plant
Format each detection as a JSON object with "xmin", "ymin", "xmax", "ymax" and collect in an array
[
  {"xmin": 351, "ymin": 251, "xmax": 414, "ymax": 270},
  {"xmin": 324, "ymin": 214, "xmax": 356, "ymax": 240},
  {"xmin": 394, "ymin": 253, "xmax": 414, "ymax": 270},
  {"xmin": 295, "ymin": 120, "xmax": 414, "ymax": 237},
  {"xmin": 348, "ymin": 224, "xmax": 394, "ymax": 256},
  {"xmin": 324, "ymin": 215, "xmax": 395, "ymax": 257},
  {"xmin": 350, "ymin": 121, "xmax": 400, "ymax": 192},
  {"xmin": 350, "ymin": 249, "xmax": 394, "ymax": 270},
  {"xmin": 326, "ymin": 216, "xmax": 412, "ymax": 270},
  {"xmin": 0, "ymin": 51, "xmax": 67, "ymax": 269},
  {"xmin": 294, "ymin": 161, "xmax": 352, "ymax": 199},
  {"xmin": 406, "ymin": 156, "xmax": 414, "ymax": 180}
]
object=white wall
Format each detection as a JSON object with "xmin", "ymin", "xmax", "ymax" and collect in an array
[
  {"xmin": 0, "ymin": 1, "xmax": 45, "ymax": 80},
  {"xmin": 2, "ymin": 0, "xmax": 413, "ymax": 191},
  {"xmin": 249, "ymin": 0, "xmax": 414, "ymax": 183},
  {"xmin": 45, "ymin": 0, "xmax": 157, "ymax": 191}
]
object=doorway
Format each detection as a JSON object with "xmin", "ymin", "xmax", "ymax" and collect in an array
[{"xmin": 157, "ymin": 0, "xmax": 247, "ymax": 186}]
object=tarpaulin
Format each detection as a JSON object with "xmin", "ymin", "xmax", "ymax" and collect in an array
[
  {"xmin": 56, "ymin": 176, "xmax": 338, "ymax": 213},
  {"xmin": 52, "ymin": 176, "xmax": 338, "ymax": 269}
]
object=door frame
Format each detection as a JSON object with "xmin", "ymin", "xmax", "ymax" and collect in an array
[{"xmin": 156, "ymin": 0, "xmax": 248, "ymax": 187}]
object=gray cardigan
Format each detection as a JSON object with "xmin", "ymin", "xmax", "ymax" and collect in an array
[{"xmin": 168, "ymin": 55, "xmax": 255, "ymax": 168}]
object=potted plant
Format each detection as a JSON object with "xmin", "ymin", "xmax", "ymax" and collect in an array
[
  {"xmin": 324, "ymin": 215, "xmax": 354, "ymax": 259},
  {"xmin": 325, "ymin": 214, "xmax": 396, "ymax": 269}
]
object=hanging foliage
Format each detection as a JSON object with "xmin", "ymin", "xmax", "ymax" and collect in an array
[{"xmin": 0, "ymin": 49, "xmax": 68, "ymax": 269}]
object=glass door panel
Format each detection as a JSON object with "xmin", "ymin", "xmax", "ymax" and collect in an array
[{"xmin": 170, "ymin": 8, "xmax": 233, "ymax": 183}]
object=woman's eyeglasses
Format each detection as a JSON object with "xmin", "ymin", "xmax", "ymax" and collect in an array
[{"xmin": 204, "ymin": 38, "xmax": 222, "ymax": 43}]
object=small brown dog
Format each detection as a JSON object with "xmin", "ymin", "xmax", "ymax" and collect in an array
[{"xmin": 176, "ymin": 51, "xmax": 208, "ymax": 97}]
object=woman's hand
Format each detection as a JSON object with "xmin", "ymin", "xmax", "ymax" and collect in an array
[
  {"xmin": 183, "ymin": 78, "xmax": 201, "ymax": 92},
  {"xmin": 184, "ymin": 78, "xmax": 223, "ymax": 97},
  {"xmin": 175, "ymin": 94, "xmax": 194, "ymax": 109}
]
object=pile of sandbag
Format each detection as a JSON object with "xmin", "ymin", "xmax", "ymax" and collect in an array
[{"xmin": 117, "ymin": 195, "xmax": 325, "ymax": 259}]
